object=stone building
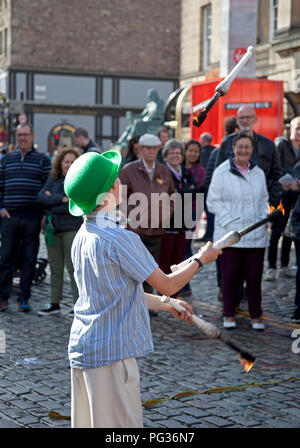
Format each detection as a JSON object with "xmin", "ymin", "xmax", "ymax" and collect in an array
[{"xmin": 0, "ymin": 0, "xmax": 180, "ymax": 152}]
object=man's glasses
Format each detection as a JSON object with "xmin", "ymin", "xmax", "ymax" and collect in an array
[
  {"xmin": 16, "ymin": 133, "xmax": 32, "ymax": 137},
  {"xmin": 237, "ymin": 116, "xmax": 255, "ymax": 120}
]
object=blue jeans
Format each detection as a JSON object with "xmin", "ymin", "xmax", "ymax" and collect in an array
[{"xmin": 0, "ymin": 216, "xmax": 41, "ymax": 301}]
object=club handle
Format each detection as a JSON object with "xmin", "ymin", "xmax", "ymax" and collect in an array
[
  {"xmin": 163, "ymin": 296, "xmax": 221, "ymax": 338},
  {"xmin": 216, "ymin": 46, "xmax": 255, "ymax": 94}
]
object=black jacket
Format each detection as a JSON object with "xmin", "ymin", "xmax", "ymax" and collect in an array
[
  {"xmin": 215, "ymin": 132, "xmax": 282, "ymax": 206},
  {"xmin": 275, "ymin": 136, "xmax": 300, "ymax": 175},
  {"xmin": 82, "ymin": 139, "xmax": 102, "ymax": 154},
  {"xmin": 37, "ymin": 176, "xmax": 83, "ymax": 233},
  {"xmin": 201, "ymin": 144, "xmax": 215, "ymax": 169},
  {"xmin": 168, "ymin": 166, "xmax": 202, "ymax": 231}
]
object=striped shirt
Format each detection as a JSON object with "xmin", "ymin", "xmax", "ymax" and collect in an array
[
  {"xmin": 68, "ymin": 211, "xmax": 158, "ymax": 369},
  {"xmin": 0, "ymin": 148, "xmax": 51, "ymax": 215}
]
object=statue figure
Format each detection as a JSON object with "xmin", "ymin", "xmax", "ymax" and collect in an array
[{"xmin": 117, "ymin": 89, "xmax": 165, "ymax": 150}]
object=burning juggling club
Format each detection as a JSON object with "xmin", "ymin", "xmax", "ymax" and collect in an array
[
  {"xmin": 193, "ymin": 45, "xmax": 255, "ymax": 127},
  {"xmin": 160, "ymin": 295, "xmax": 256, "ymax": 368}
]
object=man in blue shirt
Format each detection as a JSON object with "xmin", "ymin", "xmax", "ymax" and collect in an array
[
  {"xmin": 65, "ymin": 151, "xmax": 221, "ymax": 428},
  {"xmin": 0, "ymin": 123, "xmax": 51, "ymax": 312}
]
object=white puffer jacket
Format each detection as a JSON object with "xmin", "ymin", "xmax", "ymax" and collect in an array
[{"xmin": 207, "ymin": 159, "xmax": 269, "ymax": 248}]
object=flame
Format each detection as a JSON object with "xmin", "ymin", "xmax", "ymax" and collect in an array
[
  {"xmin": 266, "ymin": 200, "xmax": 285, "ymax": 216},
  {"xmin": 240, "ymin": 358, "xmax": 254, "ymax": 373},
  {"xmin": 192, "ymin": 115, "xmax": 199, "ymax": 124}
]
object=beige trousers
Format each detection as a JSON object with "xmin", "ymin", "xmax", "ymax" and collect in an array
[{"xmin": 71, "ymin": 358, "xmax": 144, "ymax": 428}]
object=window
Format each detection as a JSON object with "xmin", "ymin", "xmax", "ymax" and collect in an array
[
  {"xmin": 119, "ymin": 78, "xmax": 174, "ymax": 107},
  {"xmin": 202, "ymin": 4, "xmax": 212, "ymax": 70},
  {"xmin": 269, "ymin": 0, "xmax": 278, "ymax": 40},
  {"xmin": 34, "ymin": 73, "xmax": 96, "ymax": 104}
]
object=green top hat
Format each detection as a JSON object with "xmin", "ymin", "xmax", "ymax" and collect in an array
[{"xmin": 64, "ymin": 150, "xmax": 122, "ymax": 216}]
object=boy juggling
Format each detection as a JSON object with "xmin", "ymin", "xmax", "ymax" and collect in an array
[{"xmin": 64, "ymin": 150, "xmax": 221, "ymax": 428}]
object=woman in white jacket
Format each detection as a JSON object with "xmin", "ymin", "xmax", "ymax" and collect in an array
[{"xmin": 207, "ymin": 133, "xmax": 269, "ymax": 330}]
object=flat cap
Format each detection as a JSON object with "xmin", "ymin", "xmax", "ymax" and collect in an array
[{"xmin": 139, "ymin": 133, "xmax": 161, "ymax": 147}]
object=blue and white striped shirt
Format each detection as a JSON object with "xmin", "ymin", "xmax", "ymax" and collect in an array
[{"xmin": 68, "ymin": 211, "xmax": 158, "ymax": 369}]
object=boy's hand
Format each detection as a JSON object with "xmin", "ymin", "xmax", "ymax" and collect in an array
[
  {"xmin": 198, "ymin": 241, "xmax": 222, "ymax": 264},
  {"xmin": 167, "ymin": 299, "xmax": 194, "ymax": 325}
]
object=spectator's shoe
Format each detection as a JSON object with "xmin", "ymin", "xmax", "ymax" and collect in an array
[
  {"xmin": 264, "ymin": 268, "xmax": 276, "ymax": 281},
  {"xmin": 38, "ymin": 303, "xmax": 60, "ymax": 316},
  {"xmin": 251, "ymin": 319, "xmax": 265, "ymax": 331},
  {"xmin": 292, "ymin": 308, "xmax": 300, "ymax": 323},
  {"xmin": 223, "ymin": 317, "xmax": 237, "ymax": 329},
  {"xmin": 19, "ymin": 299, "xmax": 31, "ymax": 313},
  {"xmin": 278, "ymin": 267, "xmax": 296, "ymax": 279}
]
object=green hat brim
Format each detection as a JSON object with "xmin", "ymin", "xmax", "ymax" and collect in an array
[{"xmin": 68, "ymin": 150, "xmax": 122, "ymax": 217}]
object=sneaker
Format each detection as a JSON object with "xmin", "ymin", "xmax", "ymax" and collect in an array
[
  {"xmin": 278, "ymin": 267, "xmax": 296, "ymax": 279},
  {"xmin": 19, "ymin": 299, "xmax": 31, "ymax": 313},
  {"xmin": 264, "ymin": 268, "xmax": 276, "ymax": 281},
  {"xmin": 38, "ymin": 303, "xmax": 60, "ymax": 316},
  {"xmin": 292, "ymin": 309, "xmax": 300, "ymax": 323},
  {"xmin": 223, "ymin": 317, "xmax": 237, "ymax": 329},
  {"xmin": 251, "ymin": 319, "xmax": 265, "ymax": 331}
]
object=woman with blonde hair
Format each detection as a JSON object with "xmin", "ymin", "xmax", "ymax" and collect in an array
[{"xmin": 37, "ymin": 147, "xmax": 83, "ymax": 315}]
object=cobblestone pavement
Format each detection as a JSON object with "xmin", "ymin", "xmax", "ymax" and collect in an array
[{"xmin": 0, "ymin": 235, "xmax": 299, "ymax": 429}]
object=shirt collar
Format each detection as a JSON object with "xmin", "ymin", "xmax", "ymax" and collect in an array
[
  {"xmin": 85, "ymin": 210, "xmax": 119, "ymax": 225},
  {"xmin": 142, "ymin": 158, "xmax": 155, "ymax": 172}
]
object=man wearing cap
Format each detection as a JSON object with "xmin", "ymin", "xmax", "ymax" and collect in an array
[
  {"xmin": 119, "ymin": 133, "xmax": 176, "ymax": 296},
  {"xmin": 64, "ymin": 150, "xmax": 221, "ymax": 428}
]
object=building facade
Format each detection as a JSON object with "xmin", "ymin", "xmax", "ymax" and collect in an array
[
  {"xmin": 0, "ymin": 0, "xmax": 181, "ymax": 152},
  {"xmin": 179, "ymin": 0, "xmax": 300, "ymax": 140}
]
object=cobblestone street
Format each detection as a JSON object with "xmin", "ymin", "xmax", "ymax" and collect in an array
[{"xmin": 0, "ymin": 235, "xmax": 299, "ymax": 429}]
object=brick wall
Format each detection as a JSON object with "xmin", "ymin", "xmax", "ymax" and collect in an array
[{"xmin": 10, "ymin": 0, "xmax": 180, "ymax": 77}]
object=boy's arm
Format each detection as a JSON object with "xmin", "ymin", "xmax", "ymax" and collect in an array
[
  {"xmin": 146, "ymin": 242, "xmax": 221, "ymax": 297},
  {"xmin": 145, "ymin": 293, "xmax": 194, "ymax": 324}
]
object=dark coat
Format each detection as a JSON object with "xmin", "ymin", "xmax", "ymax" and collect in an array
[
  {"xmin": 168, "ymin": 166, "xmax": 201, "ymax": 232},
  {"xmin": 201, "ymin": 144, "xmax": 215, "ymax": 169},
  {"xmin": 275, "ymin": 136, "xmax": 300, "ymax": 175},
  {"xmin": 215, "ymin": 132, "xmax": 282, "ymax": 206},
  {"xmin": 291, "ymin": 193, "xmax": 300, "ymax": 241},
  {"xmin": 37, "ymin": 176, "xmax": 83, "ymax": 233}
]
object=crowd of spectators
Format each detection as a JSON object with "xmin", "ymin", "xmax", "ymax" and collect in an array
[{"xmin": 0, "ymin": 108, "xmax": 299, "ymax": 327}]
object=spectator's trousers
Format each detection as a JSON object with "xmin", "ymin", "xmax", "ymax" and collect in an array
[
  {"xmin": 46, "ymin": 230, "xmax": 78, "ymax": 304},
  {"xmin": 268, "ymin": 193, "xmax": 294, "ymax": 269},
  {"xmin": 220, "ymin": 247, "xmax": 265, "ymax": 319},
  {"xmin": 0, "ymin": 216, "xmax": 41, "ymax": 301}
]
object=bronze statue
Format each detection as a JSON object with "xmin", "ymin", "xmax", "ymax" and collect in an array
[{"xmin": 117, "ymin": 89, "xmax": 165, "ymax": 149}]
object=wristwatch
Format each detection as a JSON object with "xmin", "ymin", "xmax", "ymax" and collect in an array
[{"xmin": 190, "ymin": 258, "xmax": 203, "ymax": 272}]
